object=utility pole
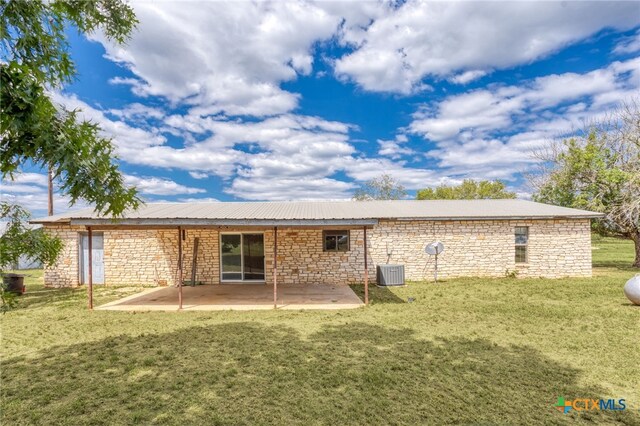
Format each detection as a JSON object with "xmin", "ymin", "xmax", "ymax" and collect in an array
[{"xmin": 48, "ymin": 165, "xmax": 53, "ymax": 216}]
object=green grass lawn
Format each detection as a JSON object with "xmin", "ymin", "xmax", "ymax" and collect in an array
[{"xmin": 1, "ymin": 237, "xmax": 639, "ymax": 425}]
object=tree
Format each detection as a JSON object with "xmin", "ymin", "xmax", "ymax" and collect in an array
[
  {"xmin": 1, "ymin": 0, "xmax": 141, "ymax": 311},
  {"xmin": 0, "ymin": 204, "xmax": 62, "ymax": 268},
  {"xmin": 353, "ymin": 174, "xmax": 407, "ymax": 201},
  {"xmin": 0, "ymin": 203, "xmax": 63, "ymax": 312},
  {"xmin": 416, "ymin": 179, "xmax": 517, "ymax": 200},
  {"xmin": 530, "ymin": 101, "xmax": 640, "ymax": 268},
  {"xmin": 1, "ymin": 0, "xmax": 141, "ymax": 216}
]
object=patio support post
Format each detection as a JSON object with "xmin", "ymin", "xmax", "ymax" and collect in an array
[
  {"xmin": 88, "ymin": 226, "xmax": 93, "ymax": 310},
  {"xmin": 273, "ymin": 226, "xmax": 278, "ymax": 309},
  {"xmin": 178, "ymin": 226, "xmax": 183, "ymax": 310},
  {"xmin": 363, "ymin": 226, "xmax": 369, "ymax": 305}
]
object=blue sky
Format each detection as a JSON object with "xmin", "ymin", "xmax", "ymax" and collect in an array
[{"xmin": 3, "ymin": 1, "xmax": 640, "ymax": 216}]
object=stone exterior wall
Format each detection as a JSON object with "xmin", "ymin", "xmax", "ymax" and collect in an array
[
  {"xmin": 42, "ymin": 218, "xmax": 592, "ymax": 287},
  {"xmin": 368, "ymin": 219, "xmax": 592, "ymax": 280},
  {"xmin": 43, "ymin": 225, "xmax": 84, "ymax": 287},
  {"xmin": 104, "ymin": 229, "xmax": 179, "ymax": 286},
  {"xmin": 265, "ymin": 229, "xmax": 365, "ymax": 285}
]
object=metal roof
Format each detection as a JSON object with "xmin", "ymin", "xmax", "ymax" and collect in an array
[{"xmin": 31, "ymin": 200, "xmax": 602, "ymax": 227}]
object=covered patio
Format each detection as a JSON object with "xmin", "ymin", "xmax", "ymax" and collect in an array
[
  {"xmin": 96, "ymin": 284, "xmax": 364, "ymax": 311},
  {"xmin": 79, "ymin": 220, "xmax": 374, "ymax": 310},
  {"xmin": 36, "ymin": 202, "xmax": 378, "ymax": 310}
]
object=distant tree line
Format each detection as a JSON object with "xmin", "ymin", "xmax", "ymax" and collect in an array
[{"xmin": 353, "ymin": 175, "xmax": 515, "ymax": 201}]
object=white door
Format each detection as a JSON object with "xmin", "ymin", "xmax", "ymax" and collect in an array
[{"xmin": 80, "ymin": 233, "xmax": 105, "ymax": 284}]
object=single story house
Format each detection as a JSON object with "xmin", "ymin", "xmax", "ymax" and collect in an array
[{"xmin": 32, "ymin": 200, "xmax": 601, "ymax": 295}]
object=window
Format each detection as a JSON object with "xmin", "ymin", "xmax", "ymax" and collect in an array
[
  {"xmin": 323, "ymin": 230, "xmax": 350, "ymax": 252},
  {"xmin": 515, "ymin": 226, "xmax": 529, "ymax": 263}
]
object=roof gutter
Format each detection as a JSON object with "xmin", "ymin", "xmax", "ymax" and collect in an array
[
  {"xmin": 394, "ymin": 214, "xmax": 604, "ymax": 221},
  {"xmin": 30, "ymin": 219, "xmax": 72, "ymax": 225},
  {"xmin": 67, "ymin": 218, "xmax": 379, "ymax": 227},
  {"xmin": 31, "ymin": 214, "xmax": 603, "ymax": 226}
]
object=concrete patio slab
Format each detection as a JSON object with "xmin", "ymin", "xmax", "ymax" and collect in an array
[{"xmin": 96, "ymin": 284, "xmax": 364, "ymax": 311}]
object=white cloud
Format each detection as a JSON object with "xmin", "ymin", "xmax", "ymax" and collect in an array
[
  {"xmin": 53, "ymin": 61, "xmax": 631, "ymax": 202},
  {"xmin": 411, "ymin": 90, "xmax": 523, "ymax": 142},
  {"xmin": 614, "ymin": 29, "xmax": 640, "ymax": 54},
  {"xmin": 126, "ymin": 145, "xmax": 246, "ymax": 178},
  {"xmin": 411, "ymin": 58, "xmax": 639, "ymax": 144},
  {"xmin": 51, "ymin": 92, "xmax": 244, "ymax": 177},
  {"xmin": 2, "ymin": 172, "xmax": 48, "ymax": 187},
  {"xmin": 123, "ymin": 175, "xmax": 205, "ymax": 196},
  {"xmin": 1, "ymin": 172, "xmax": 88, "ymax": 217},
  {"xmin": 1, "ymin": 171, "xmax": 207, "ymax": 215},
  {"xmin": 426, "ymin": 138, "xmax": 534, "ymax": 174},
  {"xmin": 135, "ymin": 113, "xmax": 356, "ymax": 187},
  {"xmin": 1, "ymin": 183, "xmax": 47, "ymax": 194},
  {"xmin": 95, "ymin": 1, "xmax": 344, "ymax": 116},
  {"xmin": 344, "ymin": 157, "xmax": 450, "ymax": 190},
  {"xmin": 51, "ymin": 92, "xmax": 167, "ymax": 160},
  {"xmin": 409, "ymin": 58, "xmax": 640, "ymax": 178},
  {"xmin": 176, "ymin": 197, "xmax": 219, "ymax": 203},
  {"xmin": 226, "ymin": 177, "xmax": 355, "ymax": 201},
  {"xmin": 449, "ymin": 70, "xmax": 488, "ymax": 85},
  {"xmin": 203, "ymin": 114, "xmax": 358, "ymax": 199},
  {"xmin": 49, "ymin": 1, "xmax": 640, "ymax": 202},
  {"xmin": 108, "ymin": 103, "xmax": 165, "ymax": 121},
  {"xmin": 378, "ymin": 134, "xmax": 415, "ymax": 159},
  {"xmin": 93, "ymin": 1, "xmax": 638, "ymax": 99},
  {"xmin": 50, "ymin": 91, "xmax": 381, "ymax": 199},
  {"xmin": 188, "ymin": 172, "xmax": 209, "ymax": 180},
  {"xmin": 1, "ymin": 191, "xmax": 84, "ymax": 218},
  {"xmin": 335, "ymin": 1, "xmax": 639, "ymax": 93}
]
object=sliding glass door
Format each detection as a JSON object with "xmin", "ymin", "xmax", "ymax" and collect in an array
[
  {"xmin": 220, "ymin": 233, "xmax": 265, "ymax": 282},
  {"xmin": 242, "ymin": 234, "xmax": 265, "ymax": 280},
  {"xmin": 220, "ymin": 234, "xmax": 242, "ymax": 281}
]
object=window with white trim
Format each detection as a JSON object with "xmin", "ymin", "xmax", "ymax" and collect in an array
[{"xmin": 515, "ymin": 226, "xmax": 529, "ymax": 263}]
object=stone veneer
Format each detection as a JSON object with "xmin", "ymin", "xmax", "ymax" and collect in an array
[{"xmin": 43, "ymin": 218, "xmax": 592, "ymax": 287}]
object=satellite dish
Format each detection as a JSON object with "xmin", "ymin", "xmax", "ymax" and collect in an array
[
  {"xmin": 424, "ymin": 242, "xmax": 445, "ymax": 283},
  {"xmin": 425, "ymin": 242, "xmax": 444, "ymax": 255}
]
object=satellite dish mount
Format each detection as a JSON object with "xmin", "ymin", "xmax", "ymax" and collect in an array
[{"xmin": 425, "ymin": 242, "xmax": 445, "ymax": 283}]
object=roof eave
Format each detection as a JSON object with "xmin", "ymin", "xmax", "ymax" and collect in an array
[
  {"xmin": 67, "ymin": 218, "xmax": 379, "ymax": 227},
  {"xmin": 394, "ymin": 214, "xmax": 604, "ymax": 221},
  {"xmin": 30, "ymin": 219, "xmax": 72, "ymax": 225}
]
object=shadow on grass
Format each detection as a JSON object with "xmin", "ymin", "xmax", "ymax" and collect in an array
[
  {"xmin": 592, "ymin": 253, "xmax": 640, "ymax": 273},
  {"xmin": 3, "ymin": 323, "xmax": 638, "ymax": 425},
  {"xmin": 349, "ymin": 284, "xmax": 405, "ymax": 304},
  {"xmin": 591, "ymin": 237, "xmax": 638, "ymax": 271},
  {"xmin": 592, "ymin": 257, "xmax": 639, "ymax": 271},
  {"xmin": 13, "ymin": 286, "xmax": 83, "ymax": 308},
  {"xmin": 12, "ymin": 284, "xmax": 147, "ymax": 311}
]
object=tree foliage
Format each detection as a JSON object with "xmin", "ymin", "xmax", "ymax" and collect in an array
[
  {"xmin": 353, "ymin": 174, "xmax": 407, "ymax": 201},
  {"xmin": 530, "ymin": 100, "xmax": 640, "ymax": 267},
  {"xmin": 1, "ymin": 0, "xmax": 141, "ymax": 217},
  {"xmin": 0, "ymin": 202, "xmax": 63, "ymax": 312},
  {"xmin": 0, "ymin": 203, "xmax": 62, "ymax": 268},
  {"xmin": 416, "ymin": 179, "xmax": 516, "ymax": 200}
]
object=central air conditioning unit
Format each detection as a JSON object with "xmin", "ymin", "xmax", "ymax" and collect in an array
[{"xmin": 376, "ymin": 264, "xmax": 405, "ymax": 286}]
